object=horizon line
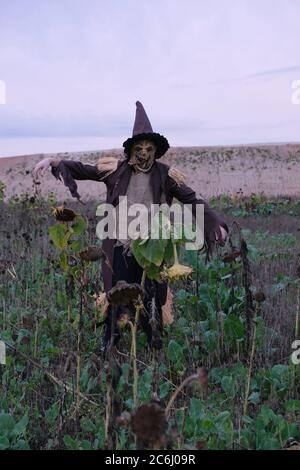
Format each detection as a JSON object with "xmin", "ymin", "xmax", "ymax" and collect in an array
[{"xmin": 2, "ymin": 140, "xmax": 300, "ymax": 160}]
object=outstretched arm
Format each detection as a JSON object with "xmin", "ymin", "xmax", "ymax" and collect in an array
[
  {"xmin": 33, "ymin": 156, "xmax": 118, "ymax": 201},
  {"xmin": 33, "ymin": 157, "xmax": 61, "ymax": 179},
  {"xmin": 167, "ymin": 174, "xmax": 228, "ymax": 245}
]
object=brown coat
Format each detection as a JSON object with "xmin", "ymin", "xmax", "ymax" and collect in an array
[{"xmin": 52, "ymin": 158, "xmax": 228, "ymax": 302}]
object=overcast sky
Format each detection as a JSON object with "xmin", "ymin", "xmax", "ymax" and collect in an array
[{"xmin": 0, "ymin": 0, "xmax": 300, "ymax": 154}]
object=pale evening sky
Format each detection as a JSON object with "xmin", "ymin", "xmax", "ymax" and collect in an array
[{"xmin": 0, "ymin": 0, "xmax": 299, "ymax": 156}]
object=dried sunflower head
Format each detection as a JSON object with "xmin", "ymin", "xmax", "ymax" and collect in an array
[
  {"xmin": 107, "ymin": 281, "xmax": 144, "ymax": 305},
  {"xmin": 52, "ymin": 205, "xmax": 77, "ymax": 222},
  {"xmin": 80, "ymin": 245, "xmax": 105, "ymax": 262},
  {"xmin": 160, "ymin": 263, "xmax": 193, "ymax": 283},
  {"xmin": 132, "ymin": 401, "xmax": 167, "ymax": 445},
  {"xmin": 254, "ymin": 291, "xmax": 266, "ymax": 303}
]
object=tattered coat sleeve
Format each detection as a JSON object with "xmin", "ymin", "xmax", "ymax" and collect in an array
[
  {"xmin": 51, "ymin": 160, "xmax": 113, "ymax": 200},
  {"xmin": 167, "ymin": 175, "xmax": 228, "ymax": 244}
]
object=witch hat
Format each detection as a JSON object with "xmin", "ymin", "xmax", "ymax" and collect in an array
[{"xmin": 123, "ymin": 101, "xmax": 169, "ymax": 159}]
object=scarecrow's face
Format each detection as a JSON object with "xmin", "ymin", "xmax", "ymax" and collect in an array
[{"xmin": 130, "ymin": 139, "xmax": 157, "ymax": 171}]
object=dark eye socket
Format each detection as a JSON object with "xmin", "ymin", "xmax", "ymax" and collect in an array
[
  {"xmin": 135, "ymin": 147, "xmax": 141, "ymax": 151},
  {"xmin": 146, "ymin": 146, "xmax": 153, "ymax": 151}
]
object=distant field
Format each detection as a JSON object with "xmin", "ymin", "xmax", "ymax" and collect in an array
[{"xmin": 1, "ymin": 142, "xmax": 300, "ymax": 201}]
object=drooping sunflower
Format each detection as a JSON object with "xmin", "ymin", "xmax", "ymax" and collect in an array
[
  {"xmin": 160, "ymin": 263, "xmax": 193, "ymax": 283},
  {"xmin": 52, "ymin": 205, "xmax": 77, "ymax": 222},
  {"xmin": 107, "ymin": 280, "xmax": 144, "ymax": 306},
  {"xmin": 132, "ymin": 401, "xmax": 167, "ymax": 446},
  {"xmin": 79, "ymin": 245, "xmax": 106, "ymax": 262}
]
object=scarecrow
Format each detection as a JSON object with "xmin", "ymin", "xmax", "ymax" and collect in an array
[{"xmin": 33, "ymin": 101, "xmax": 228, "ymax": 350}]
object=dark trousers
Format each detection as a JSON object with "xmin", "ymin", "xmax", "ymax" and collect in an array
[{"xmin": 104, "ymin": 245, "xmax": 163, "ymax": 348}]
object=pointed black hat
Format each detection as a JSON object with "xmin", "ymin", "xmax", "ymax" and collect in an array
[{"xmin": 123, "ymin": 101, "xmax": 169, "ymax": 159}]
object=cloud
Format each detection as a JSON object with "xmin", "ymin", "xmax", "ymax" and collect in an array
[{"xmin": 244, "ymin": 65, "xmax": 300, "ymax": 79}]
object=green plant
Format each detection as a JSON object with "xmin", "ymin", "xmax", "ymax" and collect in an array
[
  {"xmin": 0, "ymin": 413, "xmax": 29, "ymax": 450},
  {"xmin": 0, "ymin": 181, "xmax": 5, "ymax": 202}
]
